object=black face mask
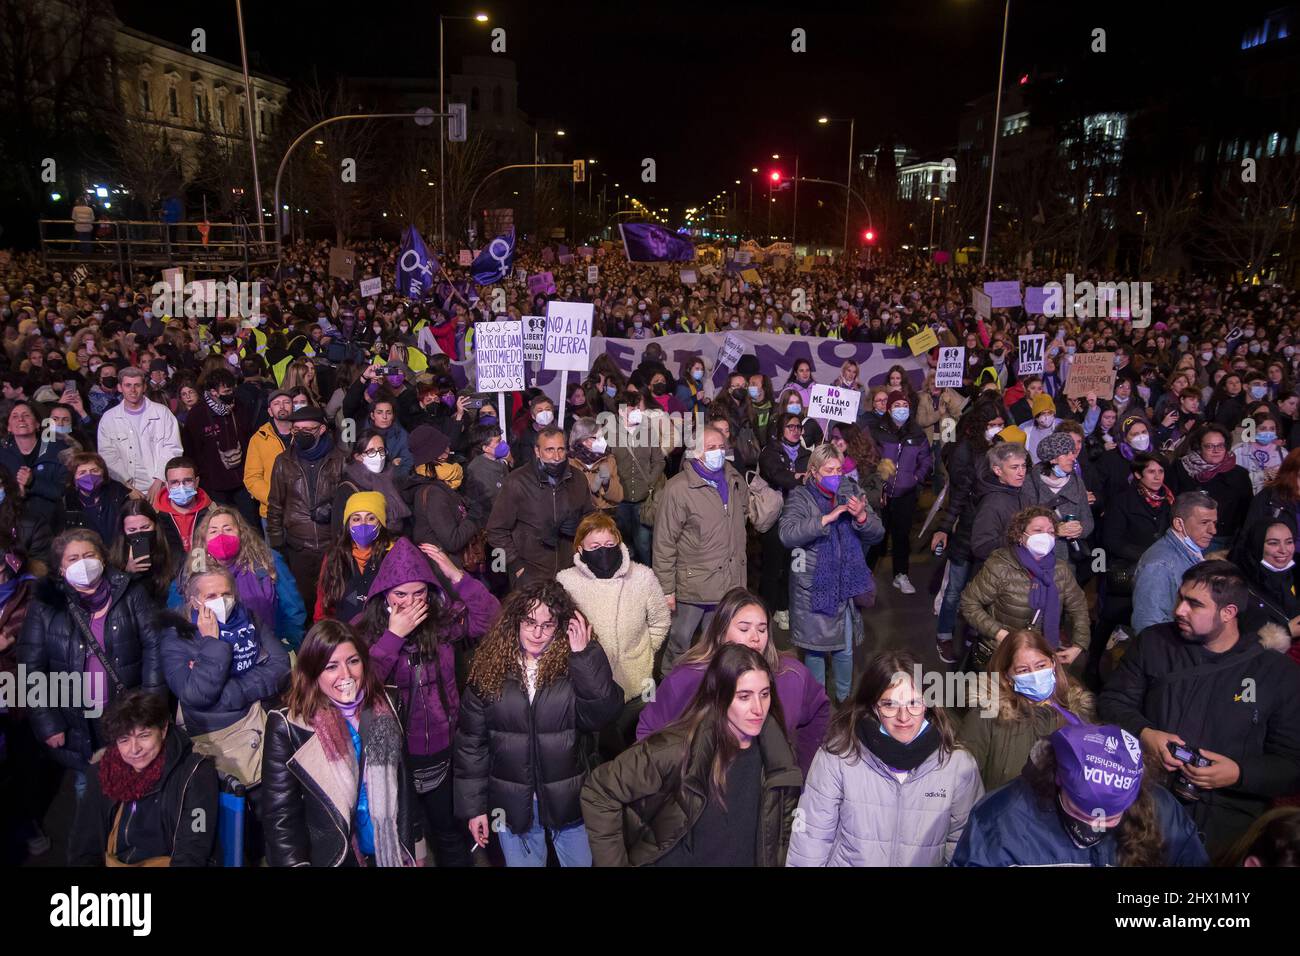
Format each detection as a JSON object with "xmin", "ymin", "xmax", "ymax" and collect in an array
[
  {"xmin": 581, "ymin": 545, "xmax": 621, "ymax": 579},
  {"xmin": 651, "ymin": 382, "xmax": 669, "ymax": 396},
  {"xmin": 730, "ymin": 387, "xmax": 747, "ymax": 401},
  {"xmin": 293, "ymin": 431, "xmax": 320, "ymax": 452},
  {"xmin": 1056, "ymin": 794, "xmax": 1106, "ymax": 848},
  {"xmin": 101, "ymin": 377, "xmax": 118, "ymax": 390},
  {"xmin": 538, "ymin": 458, "xmax": 567, "ymax": 479}
]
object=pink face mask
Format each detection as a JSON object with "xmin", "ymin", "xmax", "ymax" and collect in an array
[{"xmin": 206, "ymin": 533, "xmax": 241, "ymax": 563}]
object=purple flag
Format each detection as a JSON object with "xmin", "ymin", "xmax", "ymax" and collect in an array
[{"xmin": 619, "ymin": 223, "xmax": 696, "ymax": 262}]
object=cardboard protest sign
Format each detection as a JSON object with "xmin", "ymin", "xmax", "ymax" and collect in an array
[
  {"xmin": 908, "ymin": 328, "xmax": 939, "ymax": 355},
  {"xmin": 983, "ymin": 281, "xmax": 1022, "ymax": 309},
  {"xmin": 680, "ymin": 268, "xmax": 698, "ymax": 284},
  {"xmin": 542, "ymin": 301, "xmax": 594, "ymax": 372},
  {"xmin": 458, "ymin": 250, "xmax": 473, "ymax": 266},
  {"xmin": 740, "ymin": 268, "xmax": 761, "ymax": 284},
  {"xmin": 527, "ymin": 272, "xmax": 556, "ymax": 296},
  {"xmin": 1024, "ymin": 286, "xmax": 1048, "ymax": 315},
  {"xmin": 1064, "ymin": 351, "xmax": 1117, "ymax": 399},
  {"xmin": 808, "ymin": 384, "xmax": 861, "ymax": 424},
  {"xmin": 329, "ymin": 246, "xmax": 356, "ymax": 280},
  {"xmin": 474, "ymin": 321, "xmax": 525, "ymax": 392},
  {"xmin": 522, "ymin": 316, "xmax": 547, "ymax": 365},
  {"xmin": 1017, "ymin": 334, "xmax": 1046, "ymax": 376},
  {"xmin": 935, "ymin": 347, "xmax": 965, "ymax": 389}
]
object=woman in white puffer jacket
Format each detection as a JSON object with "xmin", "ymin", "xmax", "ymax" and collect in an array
[
  {"xmin": 787, "ymin": 649, "xmax": 984, "ymax": 867},
  {"xmin": 557, "ymin": 512, "xmax": 671, "ymax": 759}
]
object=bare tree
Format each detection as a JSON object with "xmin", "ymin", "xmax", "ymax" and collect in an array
[
  {"xmin": 1132, "ymin": 165, "xmax": 1197, "ymax": 275},
  {"xmin": 382, "ymin": 139, "xmax": 438, "ymax": 236},
  {"xmin": 1199, "ymin": 156, "xmax": 1300, "ymax": 281},
  {"xmin": 445, "ymin": 131, "xmax": 504, "ymax": 246},
  {"xmin": 105, "ymin": 115, "xmax": 186, "ymax": 220}
]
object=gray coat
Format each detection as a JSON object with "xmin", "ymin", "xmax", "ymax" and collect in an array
[
  {"xmin": 778, "ymin": 483, "xmax": 884, "ymax": 651},
  {"xmin": 1022, "ymin": 466, "xmax": 1094, "ymax": 562},
  {"xmin": 786, "ymin": 742, "xmax": 984, "ymax": 867}
]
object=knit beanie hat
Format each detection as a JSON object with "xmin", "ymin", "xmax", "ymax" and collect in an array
[
  {"xmin": 1031, "ymin": 393, "xmax": 1056, "ymax": 417},
  {"xmin": 1036, "ymin": 431, "xmax": 1076, "ymax": 464},
  {"xmin": 345, "ymin": 491, "xmax": 387, "ymax": 527}
]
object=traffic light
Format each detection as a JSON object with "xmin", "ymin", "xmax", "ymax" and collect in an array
[
  {"xmin": 573, "ymin": 159, "xmax": 586, "ymax": 183},
  {"xmin": 448, "ymin": 103, "xmax": 467, "ymax": 142},
  {"xmin": 863, "ymin": 229, "xmax": 876, "ymax": 244}
]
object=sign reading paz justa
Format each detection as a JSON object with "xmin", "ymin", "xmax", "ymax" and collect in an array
[
  {"xmin": 542, "ymin": 301, "xmax": 594, "ymax": 372},
  {"xmin": 808, "ymin": 384, "xmax": 861, "ymax": 424},
  {"xmin": 935, "ymin": 347, "xmax": 965, "ymax": 389},
  {"xmin": 474, "ymin": 320, "xmax": 525, "ymax": 392},
  {"xmin": 1064, "ymin": 351, "xmax": 1118, "ymax": 400},
  {"xmin": 1017, "ymin": 334, "xmax": 1046, "ymax": 376},
  {"xmin": 521, "ymin": 315, "xmax": 547, "ymax": 365}
]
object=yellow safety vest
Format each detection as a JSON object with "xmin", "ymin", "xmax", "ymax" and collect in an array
[{"xmin": 405, "ymin": 345, "xmax": 428, "ymax": 374}]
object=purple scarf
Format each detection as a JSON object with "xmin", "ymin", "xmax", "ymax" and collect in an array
[
  {"xmin": 74, "ymin": 576, "xmax": 112, "ymax": 614},
  {"xmin": 690, "ymin": 459, "xmax": 729, "ymax": 506},
  {"xmin": 1015, "ymin": 545, "xmax": 1061, "ymax": 647},
  {"xmin": 234, "ymin": 566, "xmax": 277, "ymax": 632}
]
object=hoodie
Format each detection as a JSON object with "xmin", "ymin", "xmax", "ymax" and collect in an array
[{"xmin": 153, "ymin": 486, "xmax": 214, "ymax": 555}]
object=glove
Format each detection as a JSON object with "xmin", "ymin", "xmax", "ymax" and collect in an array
[{"xmin": 876, "ymin": 458, "xmax": 897, "ymax": 481}]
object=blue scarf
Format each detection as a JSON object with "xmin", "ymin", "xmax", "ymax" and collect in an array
[
  {"xmin": 809, "ymin": 484, "xmax": 872, "ymax": 615},
  {"xmin": 297, "ymin": 432, "xmax": 335, "ymax": 462},
  {"xmin": 191, "ymin": 601, "xmax": 260, "ymax": 676},
  {"xmin": 690, "ymin": 459, "xmax": 729, "ymax": 506},
  {"xmin": 1015, "ymin": 545, "xmax": 1061, "ymax": 647}
]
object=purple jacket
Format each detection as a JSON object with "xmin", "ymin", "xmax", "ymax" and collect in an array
[
  {"xmin": 368, "ymin": 575, "xmax": 499, "ymax": 756},
  {"xmin": 636, "ymin": 656, "xmax": 830, "ymax": 775},
  {"xmin": 868, "ymin": 420, "xmax": 933, "ymax": 497}
]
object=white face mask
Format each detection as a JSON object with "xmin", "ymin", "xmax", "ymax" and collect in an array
[
  {"xmin": 702, "ymin": 448, "xmax": 726, "ymax": 470},
  {"xmin": 1129, "ymin": 433, "xmax": 1151, "ymax": 451},
  {"xmin": 1036, "ymin": 414, "xmax": 1053, "ymax": 429},
  {"xmin": 204, "ymin": 595, "xmax": 235, "ymax": 625},
  {"xmin": 1025, "ymin": 533, "xmax": 1056, "ymax": 557},
  {"xmin": 534, "ymin": 409, "xmax": 554, "ymax": 426},
  {"xmin": 589, "ymin": 436, "xmax": 608, "ymax": 455},
  {"xmin": 66, "ymin": 557, "xmax": 104, "ymax": 589},
  {"xmin": 985, "ymin": 425, "xmax": 1002, "ymax": 441},
  {"xmin": 362, "ymin": 453, "xmax": 386, "ymax": 474},
  {"xmin": 626, "ymin": 409, "xmax": 643, "ymax": 426}
]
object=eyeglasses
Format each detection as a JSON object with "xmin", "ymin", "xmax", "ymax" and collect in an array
[
  {"xmin": 521, "ymin": 617, "xmax": 558, "ymax": 636},
  {"xmin": 1201, "ymin": 442, "xmax": 1226, "ymax": 451},
  {"xmin": 878, "ymin": 700, "xmax": 925, "ymax": 717},
  {"xmin": 360, "ymin": 449, "xmax": 385, "ymax": 459}
]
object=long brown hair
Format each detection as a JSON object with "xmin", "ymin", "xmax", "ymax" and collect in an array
[
  {"xmin": 836, "ymin": 422, "xmax": 880, "ymax": 472},
  {"xmin": 286, "ymin": 620, "xmax": 385, "ymax": 722},
  {"xmin": 677, "ymin": 587, "xmax": 787, "ymax": 673},
  {"xmin": 987, "ymin": 629, "xmax": 1091, "ymax": 723},
  {"xmin": 466, "ymin": 580, "xmax": 583, "ymax": 701},
  {"xmin": 662, "ymin": 643, "xmax": 786, "ymax": 810},
  {"xmin": 107, "ymin": 498, "xmax": 177, "ymax": 595},
  {"xmin": 824, "ymin": 649, "xmax": 958, "ymax": 765},
  {"xmin": 1265, "ymin": 447, "xmax": 1300, "ymax": 505},
  {"xmin": 1022, "ymin": 741, "xmax": 1166, "ymax": 867}
]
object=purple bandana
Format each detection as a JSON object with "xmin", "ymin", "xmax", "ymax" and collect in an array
[{"xmin": 1051, "ymin": 723, "xmax": 1143, "ymax": 817}]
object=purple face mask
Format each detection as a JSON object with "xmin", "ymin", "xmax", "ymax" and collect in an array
[
  {"xmin": 493, "ymin": 441, "xmax": 511, "ymax": 460},
  {"xmin": 441, "ymin": 392, "xmax": 457, "ymax": 408},
  {"xmin": 75, "ymin": 473, "xmax": 103, "ymax": 495},
  {"xmin": 820, "ymin": 474, "xmax": 842, "ymax": 494},
  {"xmin": 349, "ymin": 523, "xmax": 380, "ymax": 547},
  {"xmin": 386, "ymin": 374, "xmax": 405, "ymax": 388},
  {"xmin": 1051, "ymin": 723, "xmax": 1144, "ymax": 819}
]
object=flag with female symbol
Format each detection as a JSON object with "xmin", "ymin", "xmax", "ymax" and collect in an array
[
  {"xmin": 397, "ymin": 225, "xmax": 437, "ymax": 300},
  {"xmin": 471, "ymin": 228, "xmax": 516, "ymax": 285}
]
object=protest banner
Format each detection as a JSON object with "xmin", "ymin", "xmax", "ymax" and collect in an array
[
  {"xmin": 544, "ymin": 301, "xmax": 595, "ymax": 424},
  {"xmin": 1017, "ymin": 334, "xmax": 1046, "ymax": 375},
  {"xmin": 527, "ymin": 271, "xmax": 556, "ymax": 296},
  {"xmin": 458, "ymin": 249, "xmax": 473, "ymax": 266},
  {"xmin": 983, "ymin": 280, "xmax": 1022, "ymax": 309},
  {"xmin": 935, "ymin": 347, "xmax": 965, "ymax": 388},
  {"xmin": 908, "ymin": 328, "xmax": 939, "ymax": 355},
  {"xmin": 359, "ymin": 276, "xmax": 382, "ymax": 298},
  {"xmin": 1064, "ymin": 351, "xmax": 1118, "ymax": 399},
  {"xmin": 680, "ymin": 268, "xmax": 698, "ymax": 284},
  {"xmin": 1024, "ymin": 286, "xmax": 1048, "ymax": 315},
  {"xmin": 809, "ymin": 384, "xmax": 862, "ymax": 424},
  {"xmin": 716, "ymin": 332, "xmax": 746, "ymax": 370},
  {"xmin": 740, "ymin": 268, "xmax": 761, "ymax": 284}
]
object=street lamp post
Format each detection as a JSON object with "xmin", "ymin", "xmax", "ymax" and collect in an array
[
  {"xmin": 818, "ymin": 116, "xmax": 856, "ymax": 257},
  {"xmin": 233, "ymin": 0, "xmax": 266, "ymax": 243},
  {"xmin": 440, "ymin": 12, "xmax": 489, "ymax": 253},
  {"xmin": 981, "ymin": 0, "xmax": 1010, "ymax": 266}
]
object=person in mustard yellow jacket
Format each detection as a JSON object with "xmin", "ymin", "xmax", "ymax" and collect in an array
[{"xmin": 243, "ymin": 390, "xmax": 294, "ymax": 520}]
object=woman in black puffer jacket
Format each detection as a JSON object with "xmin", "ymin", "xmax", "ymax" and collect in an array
[
  {"xmin": 17, "ymin": 529, "xmax": 163, "ymax": 785},
  {"xmin": 454, "ymin": 580, "xmax": 622, "ymax": 867}
]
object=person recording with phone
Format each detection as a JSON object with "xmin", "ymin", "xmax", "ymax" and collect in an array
[{"xmin": 1100, "ymin": 560, "xmax": 1300, "ymax": 856}]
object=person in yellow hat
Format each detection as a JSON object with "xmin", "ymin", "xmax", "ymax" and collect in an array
[{"xmin": 314, "ymin": 490, "xmax": 399, "ymax": 625}]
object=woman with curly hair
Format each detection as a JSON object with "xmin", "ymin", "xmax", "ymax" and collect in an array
[
  {"xmin": 952, "ymin": 722, "xmax": 1208, "ymax": 866},
  {"xmin": 453, "ymin": 579, "xmax": 622, "ymax": 867}
]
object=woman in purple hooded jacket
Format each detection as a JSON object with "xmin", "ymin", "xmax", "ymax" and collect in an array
[
  {"xmin": 636, "ymin": 587, "xmax": 830, "ymax": 776},
  {"xmin": 355, "ymin": 537, "xmax": 499, "ymax": 866}
]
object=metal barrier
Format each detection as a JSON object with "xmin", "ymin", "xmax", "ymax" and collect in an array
[{"xmin": 39, "ymin": 219, "xmax": 278, "ymax": 282}]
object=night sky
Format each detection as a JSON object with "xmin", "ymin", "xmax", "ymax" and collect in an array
[{"xmin": 113, "ymin": 0, "xmax": 1283, "ymax": 217}]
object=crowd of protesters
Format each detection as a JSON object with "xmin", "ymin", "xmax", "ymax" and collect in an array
[{"xmin": 0, "ymin": 234, "xmax": 1297, "ymax": 869}]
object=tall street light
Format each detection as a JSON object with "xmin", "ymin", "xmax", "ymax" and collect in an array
[
  {"xmin": 440, "ymin": 11, "xmax": 489, "ymax": 251},
  {"xmin": 981, "ymin": 0, "xmax": 1010, "ymax": 266},
  {"xmin": 818, "ymin": 115, "xmax": 856, "ymax": 258},
  {"xmin": 533, "ymin": 126, "xmax": 564, "ymax": 231},
  {"xmin": 234, "ymin": 0, "xmax": 266, "ymax": 242}
]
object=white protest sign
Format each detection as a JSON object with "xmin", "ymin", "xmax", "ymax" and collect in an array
[
  {"xmin": 935, "ymin": 347, "xmax": 965, "ymax": 388},
  {"xmin": 972, "ymin": 288, "xmax": 992, "ymax": 320},
  {"xmin": 542, "ymin": 301, "xmax": 593, "ymax": 372},
  {"xmin": 474, "ymin": 320, "xmax": 525, "ymax": 392},
  {"xmin": 680, "ymin": 268, "xmax": 697, "ymax": 284},
  {"xmin": 717, "ymin": 332, "xmax": 746, "ymax": 371},
  {"xmin": 587, "ymin": 265, "xmax": 599, "ymax": 284},
  {"xmin": 808, "ymin": 384, "xmax": 861, "ymax": 424},
  {"xmin": 359, "ymin": 276, "xmax": 382, "ymax": 297},
  {"xmin": 521, "ymin": 315, "xmax": 547, "ymax": 365},
  {"xmin": 1017, "ymin": 334, "xmax": 1046, "ymax": 375}
]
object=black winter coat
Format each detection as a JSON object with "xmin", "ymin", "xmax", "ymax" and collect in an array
[
  {"xmin": 57, "ymin": 481, "xmax": 133, "ymax": 547},
  {"xmin": 758, "ymin": 438, "xmax": 810, "ymax": 495},
  {"xmin": 404, "ymin": 473, "xmax": 479, "ymax": 567},
  {"xmin": 261, "ymin": 701, "xmax": 418, "ymax": 867},
  {"xmin": 1098, "ymin": 623, "xmax": 1300, "ymax": 852},
  {"xmin": 68, "ymin": 727, "xmax": 218, "ymax": 866},
  {"xmin": 935, "ymin": 439, "xmax": 991, "ymax": 563},
  {"xmin": 453, "ymin": 642, "xmax": 623, "ymax": 833},
  {"xmin": 17, "ymin": 572, "xmax": 164, "ymax": 771},
  {"xmin": 1101, "ymin": 485, "xmax": 1172, "ymax": 565},
  {"xmin": 1168, "ymin": 461, "xmax": 1253, "ymax": 541}
]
